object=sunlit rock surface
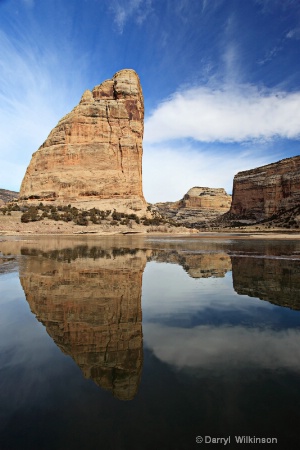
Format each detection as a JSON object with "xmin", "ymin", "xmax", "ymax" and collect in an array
[
  {"xmin": 155, "ymin": 187, "xmax": 231, "ymax": 227},
  {"xmin": 20, "ymin": 69, "xmax": 146, "ymax": 214}
]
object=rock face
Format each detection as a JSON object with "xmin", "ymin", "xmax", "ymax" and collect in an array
[
  {"xmin": 0, "ymin": 189, "xmax": 19, "ymax": 205},
  {"xmin": 155, "ymin": 187, "xmax": 231, "ymax": 227},
  {"xmin": 229, "ymin": 156, "xmax": 300, "ymax": 221},
  {"xmin": 20, "ymin": 69, "xmax": 146, "ymax": 213},
  {"xmin": 19, "ymin": 245, "xmax": 145, "ymax": 400}
]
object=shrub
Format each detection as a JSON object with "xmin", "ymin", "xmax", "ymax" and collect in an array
[
  {"xmin": 75, "ymin": 215, "xmax": 88, "ymax": 226},
  {"xmin": 21, "ymin": 212, "xmax": 31, "ymax": 223}
]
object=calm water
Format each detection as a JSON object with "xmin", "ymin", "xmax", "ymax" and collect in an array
[{"xmin": 1, "ymin": 235, "xmax": 300, "ymax": 449}]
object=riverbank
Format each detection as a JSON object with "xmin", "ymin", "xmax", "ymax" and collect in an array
[{"xmin": 1, "ymin": 211, "xmax": 300, "ymax": 239}]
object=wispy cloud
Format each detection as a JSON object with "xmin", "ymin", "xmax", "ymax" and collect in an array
[
  {"xmin": 144, "ymin": 84, "xmax": 300, "ymax": 144},
  {"xmin": 108, "ymin": 0, "xmax": 152, "ymax": 33},
  {"xmin": 0, "ymin": 26, "xmax": 87, "ymax": 191},
  {"xmin": 286, "ymin": 28, "xmax": 300, "ymax": 40}
]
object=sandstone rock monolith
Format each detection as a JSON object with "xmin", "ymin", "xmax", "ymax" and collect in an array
[{"xmin": 20, "ymin": 69, "xmax": 146, "ymax": 213}]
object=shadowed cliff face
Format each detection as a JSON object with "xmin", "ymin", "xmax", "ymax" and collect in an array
[
  {"xmin": 229, "ymin": 156, "xmax": 300, "ymax": 221},
  {"xmin": 232, "ymin": 256, "xmax": 300, "ymax": 310},
  {"xmin": 19, "ymin": 246, "xmax": 146, "ymax": 401}
]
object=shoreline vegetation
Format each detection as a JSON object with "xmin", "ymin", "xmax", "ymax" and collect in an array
[
  {"xmin": 0, "ymin": 202, "xmax": 198, "ymax": 236},
  {"xmin": 0, "ymin": 202, "xmax": 300, "ymax": 239}
]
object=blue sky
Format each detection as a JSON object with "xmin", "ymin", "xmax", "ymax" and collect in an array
[{"xmin": 1, "ymin": 0, "xmax": 300, "ymax": 202}]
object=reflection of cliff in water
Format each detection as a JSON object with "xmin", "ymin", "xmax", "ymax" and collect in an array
[
  {"xmin": 17, "ymin": 239, "xmax": 300, "ymax": 403},
  {"xmin": 19, "ymin": 246, "xmax": 146, "ymax": 401},
  {"xmin": 150, "ymin": 250, "xmax": 231, "ymax": 278},
  {"xmin": 232, "ymin": 256, "xmax": 300, "ymax": 310}
]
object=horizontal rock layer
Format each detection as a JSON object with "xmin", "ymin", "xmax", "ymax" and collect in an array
[
  {"xmin": 229, "ymin": 156, "xmax": 300, "ymax": 221},
  {"xmin": 20, "ymin": 69, "xmax": 146, "ymax": 213},
  {"xmin": 155, "ymin": 187, "xmax": 231, "ymax": 227}
]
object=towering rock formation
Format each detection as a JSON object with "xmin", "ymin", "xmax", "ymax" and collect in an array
[
  {"xmin": 20, "ymin": 69, "xmax": 146, "ymax": 213},
  {"xmin": 229, "ymin": 156, "xmax": 300, "ymax": 221},
  {"xmin": 19, "ymin": 245, "xmax": 146, "ymax": 400},
  {"xmin": 155, "ymin": 187, "xmax": 231, "ymax": 227}
]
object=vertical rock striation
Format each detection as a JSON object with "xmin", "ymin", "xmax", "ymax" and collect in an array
[{"xmin": 20, "ymin": 69, "xmax": 146, "ymax": 213}]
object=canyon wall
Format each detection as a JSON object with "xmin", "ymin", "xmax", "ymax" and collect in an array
[
  {"xmin": 20, "ymin": 69, "xmax": 146, "ymax": 213},
  {"xmin": 229, "ymin": 156, "xmax": 300, "ymax": 221}
]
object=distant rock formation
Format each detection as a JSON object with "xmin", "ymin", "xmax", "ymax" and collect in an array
[
  {"xmin": 20, "ymin": 69, "xmax": 146, "ymax": 213},
  {"xmin": 0, "ymin": 189, "xmax": 19, "ymax": 205},
  {"xmin": 228, "ymin": 156, "xmax": 300, "ymax": 222},
  {"xmin": 19, "ymin": 245, "xmax": 145, "ymax": 400},
  {"xmin": 155, "ymin": 187, "xmax": 231, "ymax": 227}
]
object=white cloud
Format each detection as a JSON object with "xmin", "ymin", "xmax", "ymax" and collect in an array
[
  {"xmin": 142, "ymin": 142, "xmax": 272, "ymax": 202},
  {"xmin": 142, "ymin": 81, "xmax": 300, "ymax": 202},
  {"xmin": 144, "ymin": 323, "xmax": 300, "ymax": 372},
  {"xmin": 109, "ymin": 0, "xmax": 152, "ymax": 33},
  {"xmin": 144, "ymin": 84, "xmax": 300, "ymax": 144}
]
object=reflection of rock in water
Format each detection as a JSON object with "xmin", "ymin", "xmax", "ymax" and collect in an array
[
  {"xmin": 19, "ymin": 246, "xmax": 146, "ymax": 400},
  {"xmin": 150, "ymin": 250, "xmax": 231, "ymax": 278},
  {"xmin": 232, "ymin": 256, "xmax": 300, "ymax": 310}
]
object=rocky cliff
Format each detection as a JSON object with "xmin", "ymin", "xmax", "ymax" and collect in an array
[
  {"xmin": 228, "ymin": 156, "xmax": 300, "ymax": 222},
  {"xmin": 19, "ymin": 245, "xmax": 145, "ymax": 400},
  {"xmin": 20, "ymin": 69, "xmax": 146, "ymax": 213},
  {"xmin": 155, "ymin": 187, "xmax": 231, "ymax": 227}
]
